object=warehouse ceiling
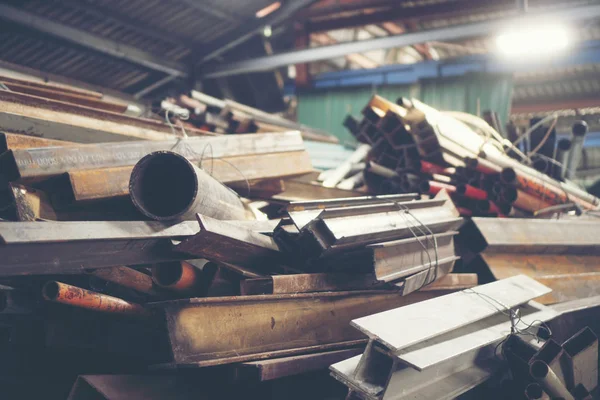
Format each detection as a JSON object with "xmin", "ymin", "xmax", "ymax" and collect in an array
[{"xmin": 1, "ymin": 0, "xmax": 600, "ymax": 105}]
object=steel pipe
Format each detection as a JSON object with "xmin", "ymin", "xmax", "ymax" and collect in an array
[
  {"xmin": 525, "ymin": 383, "xmax": 549, "ymax": 400},
  {"xmin": 152, "ymin": 261, "xmax": 204, "ymax": 295},
  {"xmin": 555, "ymin": 138, "xmax": 572, "ymax": 180},
  {"xmin": 42, "ymin": 281, "xmax": 152, "ymax": 317},
  {"xmin": 530, "ymin": 360, "xmax": 575, "ymax": 400},
  {"xmin": 129, "ymin": 151, "xmax": 250, "ymax": 221},
  {"xmin": 85, "ymin": 266, "xmax": 159, "ymax": 296},
  {"xmin": 566, "ymin": 121, "xmax": 589, "ymax": 179}
]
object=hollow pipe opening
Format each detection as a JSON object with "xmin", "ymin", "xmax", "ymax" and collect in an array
[
  {"xmin": 42, "ymin": 281, "xmax": 60, "ymax": 301},
  {"xmin": 152, "ymin": 262, "xmax": 184, "ymax": 287},
  {"xmin": 130, "ymin": 152, "xmax": 198, "ymax": 220}
]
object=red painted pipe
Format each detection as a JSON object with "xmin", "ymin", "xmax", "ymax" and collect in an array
[
  {"xmin": 456, "ymin": 184, "xmax": 488, "ymax": 201},
  {"xmin": 456, "ymin": 207, "xmax": 473, "ymax": 217},
  {"xmin": 420, "ymin": 181, "xmax": 457, "ymax": 195},
  {"xmin": 421, "ymin": 160, "xmax": 448, "ymax": 175},
  {"xmin": 464, "ymin": 157, "xmax": 502, "ymax": 175}
]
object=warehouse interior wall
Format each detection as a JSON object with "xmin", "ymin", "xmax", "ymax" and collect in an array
[{"xmin": 297, "ymin": 73, "xmax": 514, "ymax": 144}]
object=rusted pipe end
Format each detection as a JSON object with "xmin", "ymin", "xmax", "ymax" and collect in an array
[
  {"xmin": 152, "ymin": 261, "xmax": 185, "ymax": 288},
  {"xmin": 500, "ymin": 168, "xmax": 517, "ymax": 184},
  {"xmin": 530, "ymin": 360, "xmax": 549, "ymax": 379},
  {"xmin": 130, "ymin": 151, "xmax": 198, "ymax": 221},
  {"xmin": 42, "ymin": 281, "xmax": 60, "ymax": 301},
  {"xmin": 455, "ymin": 184, "xmax": 467, "ymax": 195}
]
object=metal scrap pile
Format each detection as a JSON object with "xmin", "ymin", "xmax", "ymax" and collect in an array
[
  {"xmin": 321, "ymin": 95, "xmax": 600, "ymax": 217},
  {"xmin": 0, "ymin": 75, "xmax": 598, "ymax": 400}
]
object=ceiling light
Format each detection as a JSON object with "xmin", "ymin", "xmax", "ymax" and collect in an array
[{"xmin": 496, "ymin": 21, "xmax": 572, "ymax": 59}]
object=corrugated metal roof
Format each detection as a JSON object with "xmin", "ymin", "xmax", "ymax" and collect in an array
[{"xmin": 0, "ymin": 0, "xmax": 279, "ymax": 95}]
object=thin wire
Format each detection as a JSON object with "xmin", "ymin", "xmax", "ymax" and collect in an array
[
  {"xmin": 166, "ymin": 110, "xmax": 251, "ymax": 198},
  {"xmin": 394, "ymin": 202, "xmax": 439, "ymax": 292}
]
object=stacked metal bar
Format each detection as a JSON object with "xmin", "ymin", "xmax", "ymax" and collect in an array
[
  {"xmin": 330, "ymin": 276, "xmax": 558, "ymax": 400},
  {"xmin": 341, "ymin": 95, "xmax": 600, "ymax": 217},
  {"xmin": 459, "ymin": 217, "xmax": 600, "ymax": 305},
  {"xmin": 164, "ymin": 90, "xmax": 339, "ymax": 144}
]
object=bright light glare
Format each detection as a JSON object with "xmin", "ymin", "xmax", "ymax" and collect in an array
[{"xmin": 496, "ymin": 22, "xmax": 572, "ymax": 58}]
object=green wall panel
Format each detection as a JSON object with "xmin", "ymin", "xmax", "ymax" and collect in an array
[{"xmin": 297, "ymin": 73, "xmax": 513, "ymax": 143}]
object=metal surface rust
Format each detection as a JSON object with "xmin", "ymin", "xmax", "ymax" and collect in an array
[
  {"xmin": 129, "ymin": 151, "xmax": 250, "ymax": 221},
  {"xmin": 61, "ymin": 150, "xmax": 311, "ymax": 203},
  {"xmin": 154, "ymin": 290, "xmax": 445, "ymax": 366},
  {"xmin": 152, "ymin": 261, "xmax": 204, "ymax": 295},
  {"xmin": 468, "ymin": 217, "xmax": 600, "ymax": 255},
  {"xmin": 480, "ymin": 253, "xmax": 600, "ymax": 304},
  {"xmin": 0, "ymin": 131, "xmax": 305, "ymax": 181},
  {"xmin": 420, "ymin": 273, "xmax": 478, "ymax": 291},
  {"xmin": 239, "ymin": 273, "xmax": 389, "ymax": 295},
  {"xmin": 86, "ymin": 267, "xmax": 159, "ymax": 296},
  {"xmin": 233, "ymin": 347, "xmax": 365, "ymax": 382},
  {"xmin": 175, "ymin": 215, "xmax": 283, "ymax": 272},
  {"xmin": 42, "ymin": 281, "xmax": 152, "ymax": 317},
  {"xmin": 0, "ymin": 132, "xmax": 75, "ymax": 153}
]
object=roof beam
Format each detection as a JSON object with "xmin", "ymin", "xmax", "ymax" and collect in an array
[
  {"xmin": 305, "ymin": 0, "xmax": 513, "ymax": 33},
  {"xmin": 311, "ymin": 33, "xmax": 379, "ymax": 69},
  {"xmin": 202, "ymin": 4, "xmax": 600, "ymax": 79},
  {"xmin": 198, "ymin": 0, "xmax": 319, "ymax": 64},
  {"xmin": 0, "ymin": 4, "xmax": 190, "ymax": 78}
]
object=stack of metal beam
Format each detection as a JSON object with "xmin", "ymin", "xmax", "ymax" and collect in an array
[
  {"xmin": 339, "ymin": 94, "xmax": 600, "ymax": 217},
  {"xmin": 163, "ymin": 90, "xmax": 339, "ymax": 143},
  {"xmin": 330, "ymin": 276, "xmax": 559, "ymax": 400},
  {"xmin": 459, "ymin": 217, "xmax": 600, "ymax": 305}
]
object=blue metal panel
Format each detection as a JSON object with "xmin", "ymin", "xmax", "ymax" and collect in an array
[{"xmin": 307, "ymin": 40, "xmax": 600, "ymax": 90}]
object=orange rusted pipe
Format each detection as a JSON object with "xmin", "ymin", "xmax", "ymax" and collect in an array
[
  {"xmin": 86, "ymin": 266, "xmax": 159, "ymax": 296},
  {"xmin": 42, "ymin": 281, "xmax": 151, "ymax": 317},
  {"xmin": 152, "ymin": 261, "xmax": 204, "ymax": 294}
]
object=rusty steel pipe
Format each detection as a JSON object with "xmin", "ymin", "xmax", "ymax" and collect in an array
[
  {"xmin": 129, "ymin": 151, "xmax": 250, "ymax": 221},
  {"xmin": 420, "ymin": 181, "xmax": 456, "ymax": 196},
  {"xmin": 455, "ymin": 183, "xmax": 488, "ymax": 200},
  {"xmin": 500, "ymin": 167, "xmax": 597, "ymax": 209},
  {"xmin": 85, "ymin": 266, "xmax": 159, "ymax": 296},
  {"xmin": 152, "ymin": 261, "xmax": 204, "ymax": 295},
  {"xmin": 513, "ymin": 189, "xmax": 555, "ymax": 213},
  {"xmin": 42, "ymin": 281, "xmax": 151, "ymax": 317},
  {"xmin": 530, "ymin": 360, "xmax": 575, "ymax": 400}
]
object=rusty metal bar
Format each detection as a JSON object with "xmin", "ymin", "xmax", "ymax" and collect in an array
[
  {"xmin": 175, "ymin": 214, "xmax": 283, "ymax": 272},
  {"xmin": 0, "ymin": 132, "xmax": 75, "ymax": 153},
  {"xmin": 1, "ymin": 81, "xmax": 128, "ymax": 113},
  {"xmin": 0, "ymin": 220, "xmax": 199, "ymax": 275},
  {"xmin": 42, "ymin": 281, "xmax": 152, "ymax": 317},
  {"xmin": 129, "ymin": 151, "xmax": 250, "ymax": 221},
  {"xmin": 0, "ymin": 131, "xmax": 305, "ymax": 181},
  {"xmin": 239, "ymin": 273, "xmax": 389, "ymax": 295},
  {"xmin": 50, "ymin": 150, "xmax": 311, "ymax": 204},
  {"xmin": 85, "ymin": 266, "xmax": 159, "ymax": 297},
  {"xmin": 232, "ymin": 347, "xmax": 365, "ymax": 382},
  {"xmin": 465, "ymin": 217, "xmax": 600, "ymax": 255},
  {"xmin": 153, "ymin": 290, "xmax": 444, "ymax": 367}
]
